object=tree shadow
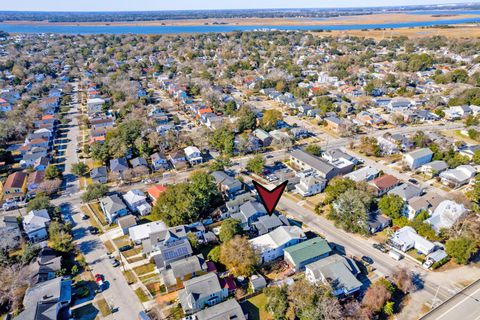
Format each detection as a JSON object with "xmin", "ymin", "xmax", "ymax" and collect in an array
[
  {"xmin": 241, "ymin": 301, "xmax": 260, "ymax": 320},
  {"xmin": 78, "ymin": 239, "xmax": 101, "ymax": 255}
]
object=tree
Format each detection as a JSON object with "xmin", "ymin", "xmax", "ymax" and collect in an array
[
  {"xmin": 81, "ymin": 183, "xmax": 108, "ymax": 202},
  {"xmin": 378, "ymin": 194, "xmax": 405, "ymax": 219},
  {"xmin": 209, "ymin": 155, "xmax": 232, "ymax": 172},
  {"xmin": 391, "ymin": 268, "xmax": 414, "ymax": 293},
  {"xmin": 445, "ymin": 237, "xmax": 477, "ymax": 264},
  {"xmin": 305, "ymin": 144, "xmax": 322, "ymax": 156},
  {"xmin": 0, "ymin": 264, "xmax": 31, "ymax": 314},
  {"xmin": 207, "ymin": 245, "xmax": 221, "ymax": 263},
  {"xmin": 209, "ymin": 127, "xmax": 235, "ymax": 155},
  {"xmin": 383, "ymin": 301, "xmax": 395, "ymax": 316},
  {"xmin": 219, "ymin": 218, "xmax": 241, "ymax": 243},
  {"xmin": 362, "ymin": 280, "xmax": 392, "ymax": 313},
  {"xmin": 220, "ymin": 236, "xmax": 258, "ymax": 277},
  {"xmin": 48, "ymin": 221, "xmax": 74, "ymax": 253},
  {"xmin": 236, "ymin": 105, "xmax": 256, "ymax": 132},
  {"xmin": 329, "ymin": 189, "xmax": 372, "ymax": 234},
  {"xmin": 27, "ymin": 194, "xmax": 52, "ymax": 212},
  {"xmin": 37, "ymin": 178, "xmax": 62, "ymax": 196},
  {"xmin": 71, "ymin": 162, "xmax": 89, "ymax": 177},
  {"xmin": 246, "ymin": 154, "xmax": 265, "ymax": 175},
  {"xmin": 187, "ymin": 232, "xmax": 199, "ymax": 250},
  {"xmin": 323, "ymin": 177, "xmax": 357, "ymax": 204},
  {"xmin": 264, "ymin": 286, "xmax": 288, "ymax": 320},
  {"xmin": 261, "ymin": 109, "xmax": 282, "ymax": 131},
  {"xmin": 45, "ymin": 164, "xmax": 62, "ymax": 180},
  {"xmin": 359, "ymin": 136, "xmax": 380, "ymax": 157}
]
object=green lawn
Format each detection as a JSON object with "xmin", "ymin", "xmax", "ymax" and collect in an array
[
  {"xmin": 134, "ymin": 288, "xmax": 150, "ymax": 302},
  {"xmin": 113, "ymin": 235, "xmax": 131, "ymax": 248},
  {"xmin": 242, "ymin": 293, "xmax": 272, "ymax": 320},
  {"xmin": 133, "ymin": 263, "xmax": 156, "ymax": 276},
  {"xmin": 89, "ymin": 202, "xmax": 108, "ymax": 226},
  {"xmin": 123, "ymin": 270, "xmax": 137, "ymax": 284}
]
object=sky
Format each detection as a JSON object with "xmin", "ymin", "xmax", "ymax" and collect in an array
[{"xmin": 2, "ymin": 0, "xmax": 480, "ymax": 11}]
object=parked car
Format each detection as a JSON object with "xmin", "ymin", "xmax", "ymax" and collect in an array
[
  {"xmin": 408, "ymin": 178, "xmax": 418, "ymax": 185},
  {"xmin": 119, "ymin": 245, "xmax": 132, "ymax": 252},
  {"xmin": 362, "ymin": 256, "xmax": 374, "ymax": 264},
  {"xmin": 82, "ymin": 214, "xmax": 89, "ymax": 220},
  {"xmin": 389, "ymin": 251, "xmax": 403, "ymax": 261},
  {"xmin": 111, "ymin": 259, "xmax": 120, "ymax": 267},
  {"xmin": 95, "ymin": 274, "xmax": 104, "ymax": 288},
  {"xmin": 87, "ymin": 226, "xmax": 99, "ymax": 234},
  {"xmin": 372, "ymin": 243, "xmax": 388, "ymax": 253}
]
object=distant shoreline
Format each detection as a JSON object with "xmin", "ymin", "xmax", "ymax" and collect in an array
[{"xmin": 2, "ymin": 13, "xmax": 480, "ymax": 27}]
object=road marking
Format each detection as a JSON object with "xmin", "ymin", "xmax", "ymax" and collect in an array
[{"xmin": 435, "ymin": 285, "xmax": 480, "ymax": 320}]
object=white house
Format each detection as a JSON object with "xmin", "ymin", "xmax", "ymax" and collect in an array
[
  {"xmin": 439, "ymin": 165, "xmax": 476, "ymax": 188},
  {"xmin": 86, "ymin": 98, "xmax": 105, "ymax": 115},
  {"xmin": 122, "ymin": 189, "xmax": 151, "ymax": 215},
  {"xmin": 23, "ymin": 209, "xmax": 51, "ymax": 242},
  {"xmin": 184, "ymin": 146, "xmax": 203, "ymax": 165},
  {"xmin": 249, "ymin": 226, "xmax": 306, "ymax": 263},
  {"xmin": 403, "ymin": 148, "xmax": 433, "ymax": 170},
  {"xmin": 295, "ymin": 175, "xmax": 326, "ymax": 197},
  {"xmin": 389, "ymin": 226, "xmax": 435, "ymax": 255},
  {"xmin": 426, "ymin": 200, "xmax": 467, "ymax": 233},
  {"xmin": 128, "ymin": 221, "xmax": 167, "ymax": 244}
]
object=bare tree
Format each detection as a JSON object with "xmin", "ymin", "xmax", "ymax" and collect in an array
[
  {"xmin": 392, "ymin": 268, "xmax": 415, "ymax": 293},
  {"xmin": 0, "ymin": 264, "xmax": 32, "ymax": 313}
]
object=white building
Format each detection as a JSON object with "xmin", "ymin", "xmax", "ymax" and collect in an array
[
  {"xmin": 122, "ymin": 189, "xmax": 151, "ymax": 215},
  {"xmin": 184, "ymin": 146, "xmax": 203, "ymax": 165},
  {"xmin": 249, "ymin": 226, "xmax": 306, "ymax": 263},
  {"xmin": 426, "ymin": 200, "xmax": 467, "ymax": 233},
  {"xmin": 23, "ymin": 209, "xmax": 51, "ymax": 242}
]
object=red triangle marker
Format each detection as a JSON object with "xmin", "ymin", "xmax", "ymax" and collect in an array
[{"xmin": 252, "ymin": 180, "xmax": 288, "ymax": 216}]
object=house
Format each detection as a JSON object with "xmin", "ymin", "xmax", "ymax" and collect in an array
[
  {"xmin": 3, "ymin": 171, "xmax": 28, "ymax": 201},
  {"xmin": 159, "ymin": 254, "xmax": 208, "ymax": 292},
  {"xmin": 250, "ymin": 275, "xmax": 267, "ymax": 292},
  {"xmin": 27, "ymin": 171, "xmax": 45, "ymax": 198},
  {"xmin": 33, "ymin": 156, "xmax": 50, "ymax": 171},
  {"xmin": 231, "ymin": 200, "xmax": 267, "ymax": 230},
  {"xmin": 147, "ymin": 184, "xmax": 168, "ymax": 206},
  {"xmin": 143, "ymin": 226, "xmax": 193, "ymax": 269},
  {"xmin": 420, "ymin": 160, "xmax": 448, "ymax": 177},
  {"xmin": 295, "ymin": 174, "xmax": 327, "ymax": 197},
  {"xmin": 249, "ymin": 226, "xmax": 306, "ymax": 264},
  {"xmin": 151, "ymin": 152, "xmax": 169, "ymax": 171},
  {"xmin": 389, "ymin": 226, "xmax": 435, "ymax": 255},
  {"xmin": 128, "ymin": 221, "xmax": 167, "ymax": 244},
  {"xmin": 388, "ymin": 183, "xmax": 423, "ymax": 201},
  {"xmin": 123, "ymin": 189, "xmax": 151, "ymax": 215},
  {"xmin": 192, "ymin": 299, "xmax": 246, "ymax": 320},
  {"xmin": 169, "ymin": 150, "xmax": 188, "ymax": 170},
  {"xmin": 284, "ymin": 237, "xmax": 332, "ymax": 272},
  {"xmin": 324, "ymin": 116, "xmax": 343, "ymax": 133},
  {"xmin": 90, "ymin": 166, "xmax": 108, "ymax": 184},
  {"xmin": 387, "ymin": 98, "xmax": 413, "ymax": 113},
  {"xmin": 369, "ymin": 174, "xmax": 400, "ymax": 196},
  {"xmin": 439, "ymin": 165, "xmax": 476, "ymax": 188},
  {"xmin": 290, "ymin": 149, "xmax": 338, "ymax": 181},
  {"xmin": 252, "ymin": 214, "xmax": 290, "ymax": 236},
  {"xmin": 426, "ymin": 200, "xmax": 467, "ymax": 233},
  {"xmin": 109, "ymin": 157, "xmax": 129, "ymax": 177},
  {"xmin": 305, "ymin": 254, "xmax": 362, "ymax": 297},
  {"xmin": 210, "ymin": 171, "xmax": 243, "ymax": 199},
  {"xmin": 99, "ymin": 195, "xmax": 128, "ymax": 224},
  {"xmin": 405, "ymin": 193, "xmax": 444, "ymax": 220},
  {"xmin": 184, "ymin": 146, "xmax": 203, "ymax": 165},
  {"xmin": 23, "ymin": 209, "xmax": 51, "ymax": 242},
  {"xmin": 31, "ymin": 247, "xmax": 62, "ymax": 284},
  {"xmin": 130, "ymin": 157, "xmax": 149, "ymax": 171},
  {"xmin": 118, "ymin": 215, "xmax": 137, "ymax": 235},
  {"xmin": 253, "ymin": 128, "xmax": 273, "ymax": 147},
  {"xmin": 178, "ymin": 273, "xmax": 229, "ymax": 315},
  {"xmin": 366, "ymin": 213, "xmax": 392, "ymax": 234},
  {"xmin": 423, "ymin": 250, "xmax": 449, "ymax": 269},
  {"xmin": 16, "ymin": 277, "xmax": 72, "ymax": 320},
  {"xmin": 344, "ymin": 166, "xmax": 379, "ymax": 182},
  {"xmin": 86, "ymin": 98, "xmax": 105, "ymax": 115},
  {"xmin": 404, "ymin": 148, "xmax": 433, "ymax": 170}
]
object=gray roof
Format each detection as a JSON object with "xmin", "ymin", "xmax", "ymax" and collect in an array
[
  {"xmin": 194, "ymin": 299, "xmax": 246, "ymax": 320},
  {"xmin": 211, "ymin": 171, "xmax": 243, "ymax": 192},
  {"xmin": 170, "ymin": 254, "xmax": 207, "ymax": 279},
  {"xmin": 130, "ymin": 157, "xmax": 148, "ymax": 168},
  {"xmin": 306, "ymin": 254, "xmax": 362, "ymax": 294},
  {"xmin": 388, "ymin": 183, "xmax": 423, "ymax": 201},
  {"xmin": 239, "ymin": 201, "xmax": 267, "ymax": 220},
  {"xmin": 291, "ymin": 149, "xmax": 336, "ymax": 176},
  {"xmin": 421, "ymin": 160, "xmax": 448, "ymax": 172},
  {"xmin": 109, "ymin": 157, "xmax": 129, "ymax": 172},
  {"xmin": 252, "ymin": 214, "xmax": 289, "ymax": 235},
  {"xmin": 100, "ymin": 195, "xmax": 127, "ymax": 214},
  {"xmin": 179, "ymin": 273, "xmax": 222, "ymax": 311},
  {"xmin": 23, "ymin": 277, "xmax": 71, "ymax": 309},
  {"xmin": 90, "ymin": 166, "xmax": 107, "ymax": 179},
  {"xmin": 406, "ymin": 148, "xmax": 433, "ymax": 160}
]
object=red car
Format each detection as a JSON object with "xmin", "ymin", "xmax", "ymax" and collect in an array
[{"xmin": 95, "ymin": 274, "xmax": 104, "ymax": 287}]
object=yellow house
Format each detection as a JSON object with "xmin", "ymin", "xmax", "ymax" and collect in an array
[{"xmin": 3, "ymin": 171, "xmax": 28, "ymax": 201}]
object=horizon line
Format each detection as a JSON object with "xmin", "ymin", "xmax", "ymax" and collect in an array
[{"xmin": 0, "ymin": 2, "xmax": 476, "ymax": 13}]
